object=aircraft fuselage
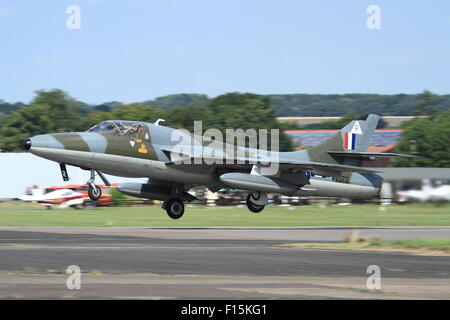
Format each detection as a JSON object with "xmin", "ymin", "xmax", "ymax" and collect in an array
[{"xmin": 26, "ymin": 120, "xmax": 382, "ymax": 200}]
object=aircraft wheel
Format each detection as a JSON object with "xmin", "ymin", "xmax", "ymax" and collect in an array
[
  {"xmin": 88, "ymin": 184, "xmax": 102, "ymax": 201},
  {"xmin": 246, "ymin": 194, "xmax": 265, "ymax": 213},
  {"xmin": 164, "ymin": 198, "xmax": 185, "ymax": 219}
]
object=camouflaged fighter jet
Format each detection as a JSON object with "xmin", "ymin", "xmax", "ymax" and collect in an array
[{"xmin": 22, "ymin": 114, "xmax": 411, "ymax": 219}]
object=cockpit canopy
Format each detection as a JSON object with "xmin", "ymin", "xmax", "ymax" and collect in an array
[{"xmin": 88, "ymin": 120, "xmax": 145, "ymax": 137}]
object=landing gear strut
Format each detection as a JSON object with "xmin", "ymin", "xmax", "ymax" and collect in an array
[
  {"xmin": 87, "ymin": 169, "xmax": 101, "ymax": 201},
  {"xmin": 246, "ymin": 192, "xmax": 266, "ymax": 213},
  {"xmin": 163, "ymin": 198, "xmax": 185, "ymax": 219},
  {"xmin": 86, "ymin": 169, "xmax": 111, "ymax": 201}
]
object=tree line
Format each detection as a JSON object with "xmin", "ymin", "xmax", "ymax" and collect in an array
[
  {"xmin": 0, "ymin": 90, "xmax": 296, "ymax": 152},
  {"xmin": 3, "ymin": 91, "xmax": 449, "ymax": 119},
  {"xmin": 267, "ymin": 92, "xmax": 450, "ymax": 116}
]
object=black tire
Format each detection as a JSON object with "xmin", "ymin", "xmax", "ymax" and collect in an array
[
  {"xmin": 246, "ymin": 194, "xmax": 265, "ymax": 213},
  {"xmin": 88, "ymin": 185, "xmax": 102, "ymax": 201},
  {"xmin": 164, "ymin": 198, "xmax": 185, "ymax": 219}
]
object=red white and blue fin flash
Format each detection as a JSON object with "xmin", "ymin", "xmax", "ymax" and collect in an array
[
  {"xmin": 344, "ymin": 132, "xmax": 356, "ymax": 150},
  {"xmin": 344, "ymin": 121, "xmax": 363, "ymax": 150}
]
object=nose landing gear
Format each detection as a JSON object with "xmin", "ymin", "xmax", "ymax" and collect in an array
[
  {"xmin": 86, "ymin": 169, "xmax": 111, "ymax": 201},
  {"xmin": 88, "ymin": 184, "xmax": 102, "ymax": 201}
]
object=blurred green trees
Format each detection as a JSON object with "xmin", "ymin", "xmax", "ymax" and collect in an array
[
  {"xmin": 0, "ymin": 104, "xmax": 53, "ymax": 152},
  {"xmin": 109, "ymin": 187, "xmax": 127, "ymax": 206},
  {"xmin": 0, "ymin": 90, "xmax": 295, "ymax": 152},
  {"xmin": 395, "ymin": 110, "xmax": 450, "ymax": 167}
]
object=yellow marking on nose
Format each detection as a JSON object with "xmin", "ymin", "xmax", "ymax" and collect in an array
[{"xmin": 138, "ymin": 144, "xmax": 148, "ymax": 154}]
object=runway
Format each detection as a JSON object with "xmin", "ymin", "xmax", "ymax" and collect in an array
[{"xmin": 0, "ymin": 227, "xmax": 449, "ymax": 299}]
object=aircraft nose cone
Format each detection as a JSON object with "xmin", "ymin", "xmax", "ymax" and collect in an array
[{"xmin": 22, "ymin": 138, "xmax": 31, "ymax": 151}]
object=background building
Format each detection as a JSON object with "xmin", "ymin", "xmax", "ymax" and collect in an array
[
  {"xmin": 277, "ymin": 116, "xmax": 426, "ymax": 128},
  {"xmin": 285, "ymin": 129, "xmax": 403, "ymax": 167}
]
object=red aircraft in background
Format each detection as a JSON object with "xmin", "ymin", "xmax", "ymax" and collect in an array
[{"xmin": 20, "ymin": 183, "xmax": 118, "ymax": 208}]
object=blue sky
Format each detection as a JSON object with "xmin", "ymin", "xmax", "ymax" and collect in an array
[{"xmin": 0, "ymin": 0, "xmax": 449, "ymax": 104}]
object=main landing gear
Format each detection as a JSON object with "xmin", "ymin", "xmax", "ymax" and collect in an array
[
  {"xmin": 163, "ymin": 198, "xmax": 185, "ymax": 219},
  {"xmin": 162, "ymin": 184, "xmax": 186, "ymax": 219},
  {"xmin": 246, "ymin": 191, "xmax": 267, "ymax": 213}
]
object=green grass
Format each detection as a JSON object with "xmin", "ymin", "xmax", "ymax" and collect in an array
[
  {"xmin": 0, "ymin": 201, "xmax": 449, "ymax": 227},
  {"xmin": 368, "ymin": 238, "xmax": 450, "ymax": 253},
  {"xmin": 279, "ymin": 238, "xmax": 450, "ymax": 254}
]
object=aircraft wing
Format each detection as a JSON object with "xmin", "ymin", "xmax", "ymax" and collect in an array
[
  {"xmin": 328, "ymin": 151, "xmax": 417, "ymax": 158},
  {"xmin": 165, "ymin": 157, "xmax": 380, "ymax": 177},
  {"xmin": 19, "ymin": 195, "xmax": 40, "ymax": 201},
  {"xmin": 397, "ymin": 190, "xmax": 428, "ymax": 201},
  {"xmin": 275, "ymin": 160, "xmax": 380, "ymax": 175},
  {"xmin": 60, "ymin": 198, "xmax": 85, "ymax": 208}
]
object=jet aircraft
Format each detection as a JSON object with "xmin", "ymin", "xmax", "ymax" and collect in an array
[{"xmin": 22, "ymin": 114, "xmax": 412, "ymax": 219}]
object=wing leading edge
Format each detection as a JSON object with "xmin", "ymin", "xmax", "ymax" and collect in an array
[{"xmin": 165, "ymin": 156, "xmax": 379, "ymax": 177}]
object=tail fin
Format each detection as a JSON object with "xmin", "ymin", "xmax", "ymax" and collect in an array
[
  {"xmin": 339, "ymin": 114, "xmax": 379, "ymax": 152},
  {"xmin": 305, "ymin": 114, "xmax": 380, "ymax": 166}
]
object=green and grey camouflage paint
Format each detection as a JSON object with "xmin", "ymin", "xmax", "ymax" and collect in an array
[{"xmin": 25, "ymin": 115, "xmax": 384, "ymax": 199}]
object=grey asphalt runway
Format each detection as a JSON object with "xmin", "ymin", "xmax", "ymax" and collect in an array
[{"xmin": 0, "ymin": 227, "xmax": 449, "ymax": 299}]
